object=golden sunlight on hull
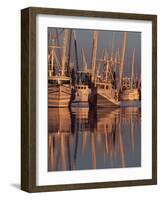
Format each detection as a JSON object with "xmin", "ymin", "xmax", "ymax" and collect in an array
[{"xmin": 48, "ymin": 85, "xmax": 72, "ymax": 108}]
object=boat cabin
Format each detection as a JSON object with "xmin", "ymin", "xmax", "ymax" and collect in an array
[
  {"xmin": 75, "ymin": 85, "xmax": 89, "ymax": 90},
  {"xmin": 48, "ymin": 76, "xmax": 71, "ymax": 86}
]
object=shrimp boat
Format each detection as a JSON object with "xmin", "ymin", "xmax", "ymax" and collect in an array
[
  {"xmin": 88, "ymin": 31, "xmax": 121, "ymax": 108},
  {"xmin": 70, "ymin": 33, "xmax": 92, "ymax": 109},
  {"xmin": 95, "ymin": 82, "xmax": 120, "ymax": 107},
  {"xmin": 119, "ymin": 77, "xmax": 139, "ymax": 101},
  {"xmin": 119, "ymin": 48, "xmax": 140, "ymax": 101},
  {"xmin": 71, "ymin": 71, "xmax": 91, "ymax": 108},
  {"xmin": 120, "ymin": 89, "xmax": 139, "ymax": 101},
  {"xmin": 71, "ymin": 84, "xmax": 90, "ymax": 108},
  {"xmin": 48, "ymin": 29, "xmax": 72, "ymax": 108}
]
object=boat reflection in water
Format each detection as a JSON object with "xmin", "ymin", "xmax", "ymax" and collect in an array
[{"xmin": 48, "ymin": 106, "xmax": 141, "ymax": 171}]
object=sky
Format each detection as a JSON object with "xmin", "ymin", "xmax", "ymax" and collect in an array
[{"xmin": 48, "ymin": 27, "xmax": 141, "ymax": 78}]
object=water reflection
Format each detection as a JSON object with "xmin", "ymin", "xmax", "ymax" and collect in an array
[{"xmin": 48, "ymin": 106, "xmax": 141, "ymax": 171}]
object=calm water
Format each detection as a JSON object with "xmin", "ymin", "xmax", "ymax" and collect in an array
[{"xmin": 48, "ymin": 105, "xmax": 141, "ymax": 171}]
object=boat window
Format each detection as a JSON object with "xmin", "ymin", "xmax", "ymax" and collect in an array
[
  {"xmin": 48, "ymin": 80, "xmax": 59, "ymax": 85},
  {"xmin": 61, "ymin": 80, "xmax": 70, "ymax": 85}
]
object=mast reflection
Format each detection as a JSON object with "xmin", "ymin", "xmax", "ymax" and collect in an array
[{"xmin": 48, "ymin": 107, "xmax": 141, "ymax": 171}]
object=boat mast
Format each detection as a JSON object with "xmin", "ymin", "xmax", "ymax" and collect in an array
[
  {"xmin": 73, "ymin": 30, "xmax": 79, "ymax": 72},
  {"xmin": 56, "ymin": 29, "xmax": 62, "ymax": 66},
  {"xmin": 51, "ymin": 49, "xmax": 54, "ymax": 75},
  {"xmin": 135, "ymin": 55, "xmax": 138, "ymax": 82},
  {"xmin": 82, "ymin": 48, "xmax": 88, "ymax": 72},
  {"xmin": 61, "ymin": 29, "xmax": 68, "ymax": 76},
  {"xmin": 105, "ymin": 51, "xmax": 109, "ymax": 82},
  {"xmin": 48, "ymin": 31, "xmax": 55, "ymax": 77},
  {"xmin": 114, "ymin": 50, "xmax": 117, "ymax": 72},
  {"xmin": 53, "ymin": 50, "xmax": 61, "ymax": 68},
  {"xmin": 91, "ymin": 31, "xmax": 98, "ymax": 83},
  {"xmin": 73, "ymin": 30, "xmax": 80, "ymax": 84},
  {"xmin": 48, "ymin": 49, "xmax": 54, "ymax": 77},
  {"xmin": 131, "ymin": 48, "xmax": 135, "ymax": 89},
  {"xmin": 98, "ymin": 49, "xmax": 105, "ymax": 80},
  {"xmin": 67, "ymin": 29, "xmax": 72, "ymax": 75},
  {"xmin": 119, "ymin": 32, "xmax": 127, "ymax": 89},
  {"xmin": 111, "ymin": 32, "xmax": 115, "ymax": 62}
]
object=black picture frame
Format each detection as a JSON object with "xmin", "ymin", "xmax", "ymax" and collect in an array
[{"xmin": 21, "ymin": 7, "xmax": 157, "ymax": 192}]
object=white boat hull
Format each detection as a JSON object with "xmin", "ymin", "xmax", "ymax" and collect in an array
[
  {"xmin": 96, "ymin": 88, "xmax": 120, "ymax": 107},
  {"xmin": 120, "ymin": 89, "xmax": 140, "ymax": 101},
  {"xmin": 48, "ymin": 85, "xmax": 72, "ymax": 107},
  {"xmin": 71, "ymin": 85, "xmax": 90, "ymax": 108},
  {"xmin": 97, "ymin": 93, "xmax": 120, "ymax": 108}
]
